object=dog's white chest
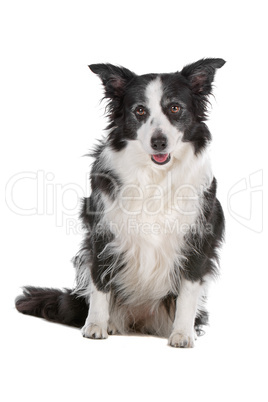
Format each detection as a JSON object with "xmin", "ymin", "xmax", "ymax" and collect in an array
[
  {"xmin": 98, "ymin": 142, "xmax": 212, "ymax": 304},
  {"xmin": 101, "ymin": 167, "xmax": 204, "ymax": 303}
]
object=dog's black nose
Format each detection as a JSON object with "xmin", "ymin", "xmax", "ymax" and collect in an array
[{"xmin": 151, "ymin": 134, "xmax": 168, "ymax": 152}]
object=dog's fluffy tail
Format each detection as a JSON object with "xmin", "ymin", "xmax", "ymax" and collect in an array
[{"xmin": 15, "ymin": 286, "xmax": 88, "ymax": 328}]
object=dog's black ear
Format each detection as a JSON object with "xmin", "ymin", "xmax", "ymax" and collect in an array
[
  {"xmin": 181, "ymin": 58, "xmax": 225, "ymax": 95},
  {"xmin": 88, "ymin": 64, "xmax": 135, "ymax": 98}
]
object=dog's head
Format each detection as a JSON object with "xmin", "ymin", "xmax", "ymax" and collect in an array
[{"xmin": 89, "ymin": 59, "xmax": 225, "ymax": 167}]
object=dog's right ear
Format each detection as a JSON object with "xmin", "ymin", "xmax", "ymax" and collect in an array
[
  {"xmin": 88, "ymin": 64, "xmax": 136, "ymax": 99},
  {"xmin": 180, "ymin": 58, "xmax": 225, "ymax": 96}
]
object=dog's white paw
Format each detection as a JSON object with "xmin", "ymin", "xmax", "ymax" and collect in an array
[
  {"xmin": 81, "ymin": 323, "xmax": 108, "ymax": 339},
  {"xmin": 168, "ymin": 331, "xmax": 195, "ymax": 348}
]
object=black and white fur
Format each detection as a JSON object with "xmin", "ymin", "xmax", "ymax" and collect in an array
[{"xmin": 16, "ymin": 58, "xmax": 225, "ymax": 347}]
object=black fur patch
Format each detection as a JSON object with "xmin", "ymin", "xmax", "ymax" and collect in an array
[
  {"xmin": 182, "ymin": 178, "xmax": 225, "ymax": 282},
  {"xmin": 91, "ymin": 167, "xmax": 121, "ymax": 200},
  {"xmin": 182, "ymin": 122, "xmax": 212, "ymax": 155}
]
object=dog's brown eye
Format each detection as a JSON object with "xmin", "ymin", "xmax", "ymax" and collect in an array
[
  {"xmin": 171, "ymin": 105, "xmax": 180, "ymax": 113},
  {"xmin": 136, "ymin": 107, "xmax": 146, "ymax": 116}
]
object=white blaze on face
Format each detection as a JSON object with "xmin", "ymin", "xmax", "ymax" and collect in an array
[{"xmin": 137, "ymin": 77, "xmax": 183, "ymax": 155}]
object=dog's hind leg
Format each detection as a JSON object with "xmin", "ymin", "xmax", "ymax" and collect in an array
[{"xmin": 81, "ymin": 283, "xmax": 110, "ymax": 339}]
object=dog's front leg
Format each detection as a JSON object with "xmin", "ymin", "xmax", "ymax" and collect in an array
[
  {"xmin": 168, "ymin": 279, "xmax": 203, "ymax": 348},
  {"xmin": 82, "ymin": 283, "xmax": 110, "ymax": 339}
]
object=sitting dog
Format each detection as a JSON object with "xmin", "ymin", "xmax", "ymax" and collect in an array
[{"xmin": 16, "ymin": 58, "xmax": 225, "ymax": 347}]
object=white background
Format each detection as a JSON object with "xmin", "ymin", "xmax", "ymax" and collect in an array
[{"xmin": 1, "ymin": 1, "xmax": 267, "ymax": 401}]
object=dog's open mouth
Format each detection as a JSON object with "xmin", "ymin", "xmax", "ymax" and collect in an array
[{"xmin": 151, "ymin": 153, "xmax": 171, "ymax": 165}]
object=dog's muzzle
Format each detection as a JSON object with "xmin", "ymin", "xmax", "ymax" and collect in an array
[{"xmin": 150, "ymin": 132, "xmax": 170, "ymax": 165}]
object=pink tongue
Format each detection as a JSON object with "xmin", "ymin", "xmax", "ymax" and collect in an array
[{"xmin": 152, "ymin": 153, "xmax": 169, "ymax": 163}]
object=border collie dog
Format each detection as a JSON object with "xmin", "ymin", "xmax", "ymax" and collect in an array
[{"xmin": 16, "ymin": 58, "xmax": 225, "ymax": 347}]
